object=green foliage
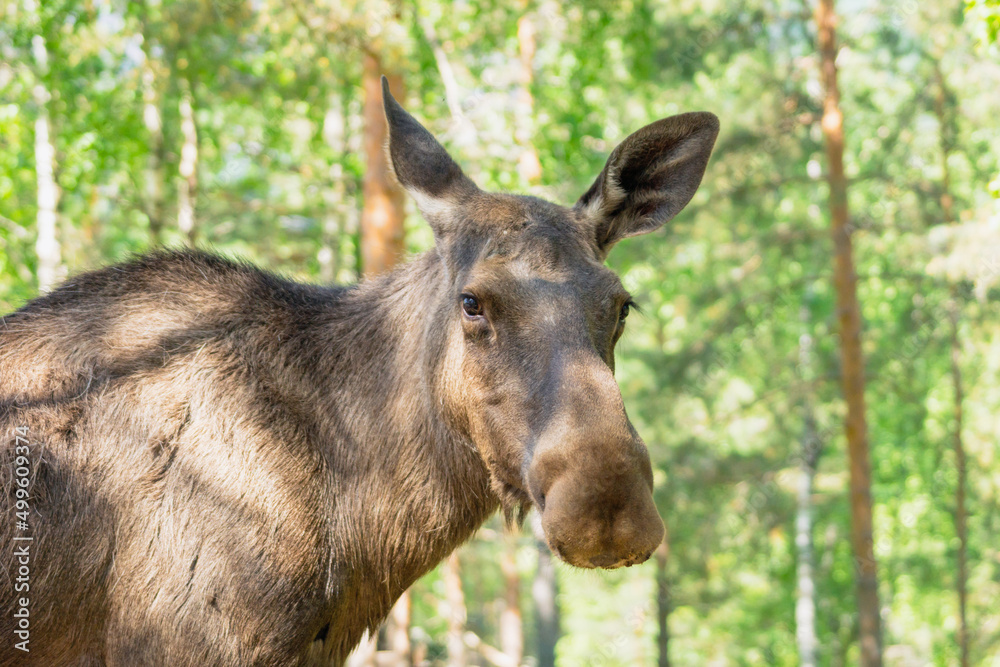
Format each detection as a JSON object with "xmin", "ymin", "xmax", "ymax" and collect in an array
[
  {"xmin": 967, "ymin": 0, "xmax": 1000, "ymax": 46},
  {"xmin": 1, "ymin": 0, "xmax": 998, "ymax": 664}
]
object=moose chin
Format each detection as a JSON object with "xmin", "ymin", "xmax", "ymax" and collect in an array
[{"xmin": 0, "ymin": 77, "xmax": 717, "ymax": 666}]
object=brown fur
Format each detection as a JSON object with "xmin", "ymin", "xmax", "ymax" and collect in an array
[{"xmin": 0, "ymin": 82, "xmax": 718, "ymax": 665}]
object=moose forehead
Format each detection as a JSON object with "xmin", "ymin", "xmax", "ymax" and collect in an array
[{"xmin": 451, "ymin": 194, "xmax": 629, "ymax": 312}]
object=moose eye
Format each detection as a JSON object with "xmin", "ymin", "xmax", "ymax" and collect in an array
[
  {"xmin": 461, "ymin": 294, "xmax": 483, "ymax": 318},
  {"xmin": 618, "ymin": 301, "xmax": 632, "ymax": 325}
]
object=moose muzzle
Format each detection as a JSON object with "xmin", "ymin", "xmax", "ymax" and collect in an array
[{"xmin": 526, "ymin": 356, "xmax": 664, "ymax": 569}]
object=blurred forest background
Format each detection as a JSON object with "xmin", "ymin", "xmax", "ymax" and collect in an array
[{"xmin": 2, "ymin": 0, "xmax": 1000, "ymax": 665}]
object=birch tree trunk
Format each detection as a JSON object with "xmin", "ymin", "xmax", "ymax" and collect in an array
[
  {"xmin": 386, "ymin": 592, "xmax": 412, "ymax": 666},
  {"xmin": 444, "ymin": 551, "xmax": 467, "ymax": 667},
  {"xmin": 515, "ymin": 8, "xmax": 541, "ymax": 185},
  {"xmin": 140, "ymin": 0, "xmax": 166, "ymax": 245},
  {"xmin": 32, "ymin": 33, "xmax": 62, "ymax": 294},
  {"xmin": 499, "ymin": 534, "xmax": 523, "ymax": 665},
  {"xmin": 417, "ymin": 14, "xmax": 462, "ymax": 122},
  {"xmin": 319, "ymin": 196, "xmax": 343, "ymax": 284},
  {"xmin": 814, "ymin": 2, "xmax": 882, "ymax": 664},
  {"xmin": 948, "ymin": 300, "xmax": 969, "ymax": 667},
  {"xmin": 794, "ymin": 434, "xmax": 818, "ymax": 667},
  {"xmin": 360, "ymin": 54, "xmax": 405, "ymax": 278},
  {"xmin": 532, "ymin": 519, "xmax": 559, "ymax": 667},
  {"xmin": 795, "ymin": 305, "xmax": 820, "ymax": 667},
  {"xmin": 935, "ymin": 62, "xmax": 970, "ymax": 667},
  {"xmin": 177, "ymin": 77, "xmax": 198, "ymax": 245},
  {"xmin": 655, "ymin": 533, "xmax": 670, "ymax": 667},
  {"xmin": 345, "ymin": 632, "xmax": 377, "ymax": 667},
  {"xmin": 320, "ymin": 85, "xmax": 353, "ymax": 284}
]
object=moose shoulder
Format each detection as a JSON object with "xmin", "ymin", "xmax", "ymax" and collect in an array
[{"xmin": 0, "ymin": 80, "xmax": 718, "ymax": 666}]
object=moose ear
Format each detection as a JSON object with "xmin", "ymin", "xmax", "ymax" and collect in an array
[
  {"xmin": 575, "ymin": 112, "xmax": 719, "ymax": 253},
  {"xmin": 382, "ymin": 76, "xmax": 477, "ymax": 236}
]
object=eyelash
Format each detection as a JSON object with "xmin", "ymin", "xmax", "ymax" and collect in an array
[{"xmin": 619, "ymin": 299, "xmax": 638, "ymax": 324}]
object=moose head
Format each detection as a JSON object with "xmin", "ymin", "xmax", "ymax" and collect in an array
[{"xmin": 382, "ymin": 78, "xmax": 718, "ymax": 569}]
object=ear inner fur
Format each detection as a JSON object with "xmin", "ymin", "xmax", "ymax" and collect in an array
[{"xmin": 576, "ymin": 111, "xmax": 720, "ymax": 253}]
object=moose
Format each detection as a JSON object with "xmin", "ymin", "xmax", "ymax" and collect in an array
[{"xmin": 0, "ymin": 79, "xmax": 718, "ymax": 665}]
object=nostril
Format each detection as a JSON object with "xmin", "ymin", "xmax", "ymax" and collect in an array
[
  {"xmin": 528, "ymin": 475, "xmax": 547, "ymax": 512},
  {"xmin": 549, "ymin": 539, "xmax": 566, "ymax": 562}
]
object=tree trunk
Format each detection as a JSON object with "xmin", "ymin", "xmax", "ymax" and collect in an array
[
  {"xmin": 814, "ymin": 2, "xmax": 883, "ymax": 665},
  {"xmin": 794, "ymin": 427, "xmax": 819, "ymax": 667},
  {"xmin": 515, "ymin": 9, "xmax": 541, "ymax": 185},
  {"xmin": 532, "ymin": 520, "xmax": 559, "ymax": 667},
  {"xmin": 140, "ymin": 1, "xmax": 166, "ymax": 246},
  {"xmin": 360, "ymin": 54, "xmax": 406, "ymax": 278},
  {"xmin": 32, "ymin": 34, "xmax": 62, "ymax": 294},
  {"xmin": 345, "ymin": 632, "xmax": 377, "ymax": 667},
  {"xmin": 177, "ymin": 77, "xmax": 198, "ymax": 245},
  {"xmin": 318, "ymin": 207, "xmax": 342, "ymax": 284},
  {"xmin": 949, "ymin": 300, "xmax": 969, "ymax": 667},
  {"xmin": 320, "ymin": 85, "xmax": 352, "ymax": 284},
  {"xmin": 444, "ymin": 551, "xmax": 467, "ymax": 667},
  {"xmin": 655, "ymin": 532, "xmax": 670, "ymax": 667},
  {"xmin": 796, "ymin": 306, "xmax": 820, "ymax": 667},
  {"xmin": 934, "ymin": 62, "xmax": 969, "ymax": 667},
  {"xmin": 385, "ymin": 591, "xmax": 412, "ymax": 666},
  {"xmin": 500, "ymin": 534, "xmax": 523, "ymax": 665},
  {"xmin": 417, "ymin": 15, "xmax": 462, "ymax": 121}
]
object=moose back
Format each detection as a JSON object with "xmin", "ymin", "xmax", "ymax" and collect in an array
[{"xmin": 0, "ymin": 79, "xmax": 718, "ymax": 665}]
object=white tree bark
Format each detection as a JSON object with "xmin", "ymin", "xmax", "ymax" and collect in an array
[
  {"xmin": 795, "ymin": 454, "xmax": 817, "ymax": 667},
  {"xmin": 31, "ymin": 34, "xmax": 62, "ymax": 293},
  {"xmin": 515, "ymin": 12, "xmax": 541, "ymax": 185},
  {"xmin": 319, "ymin": 91, "xmax": 350, "ymax": 283},
  {"xmin": 444, "ymin": 551, "xmax": 467, "ymax": 667},
  {"xmin": 499, "ymin": 534, "xmax": 523, "ymax": 664},
  {"xmin": 140, "ymin": 4, "xmax": 166, "ymax": 245},
  {"xmin": 345, "ymin": 632, "xmax": 377, "ymax": 667},
  {"xmin": 417, "ymin": 15, "xmax": 462, "ymax": 122},
  {"xmin": 532, "ymin": 516, "xmax": 559, "ymax": 667},
  {"xmin": 795, "ymin": 306, "xmax": 819, "ymax": 667},
  {"xmin": 386, "ymin": 591, "xmax": 411, "ymax": 665},
  {"xmin": 177, "ymin": 79, "xmax": 198, "ymax": 243}
]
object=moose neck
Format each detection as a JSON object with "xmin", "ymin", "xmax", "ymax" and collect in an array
[{"xmin": 306, "ymin": 250, "xmax": 497, "ymax": 631}]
